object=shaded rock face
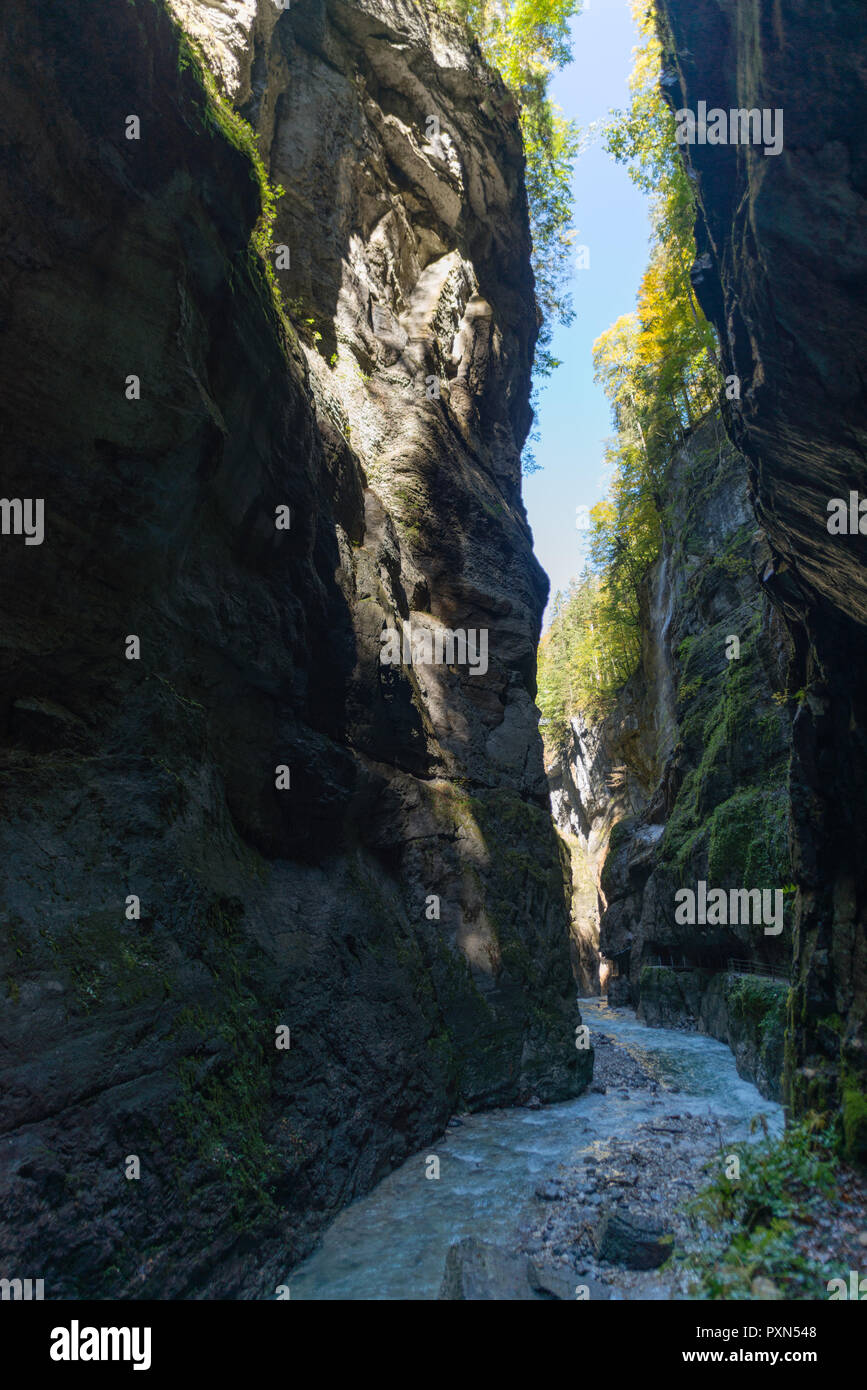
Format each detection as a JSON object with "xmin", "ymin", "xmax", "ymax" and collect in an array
[
  {"xmin": 700, "ymin": 973, "xmax": 786, "ymax": 1103},
  {"xmin": 604, "ymin": 418, "xmax": 792, "ymax": 994},
  {"xmin": 551, "ymin": 417, "xmax": 792, "ymax": 1093},
  {"xmin": 657, "ymin": 0, "xmax": 867, "ymax": 1149},
  {"xmin": 0, "ymin": 0, "xmax": 587, "ymax": 1298},
  {"xmin": 639, "ymin": 967, "xmax": 786, "ymax": 1102}
]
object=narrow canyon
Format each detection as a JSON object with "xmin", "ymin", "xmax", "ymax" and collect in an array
[{"xmin": 0, "ymin": 0, "xmax": 864, "ymax": 1304}]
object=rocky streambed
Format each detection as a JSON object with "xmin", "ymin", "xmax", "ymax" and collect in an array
[
  {"xmin": 513, "ymin": 1016, "xmax": 743, "ymax": 1299},
  {"xmin": 287, "ymin": 1000, "xmax": 782, "ymax": 1299}
]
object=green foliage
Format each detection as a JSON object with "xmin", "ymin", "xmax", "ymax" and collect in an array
[
  {"xmin": 707, "ymin": 786, "xmax": 788, "ymax": 887},
  {"xmin": 538, "ymin": 3, "xmax": 722, "ymax": 736},
  {"xmin": 172, "ymin": 1000, "xmax": 283, "ymax": 1228},
  {"xmin": 437, "ymin": 1, "xmax": 583, "ymax": 385},
  {"xmin": 38, "ymin": 917, "xmax": 166, "ymax": 1014},
  {"xmin": 727, "ymin": 977, "xmax": 786, "ymax": 1041},
  {"xmin": 658, "ymin": 587, "xmax": 790, "ymax": 884},
  {"xmin": 537, "ymin": 568, "xmax": 639, "ymax": 748},
  {"xmin": 677, "ymin": 1119, "xmax": 840, "ymax": 1299},
  {"xmin": 169, "ymin": 899, "xmax": 285, "ymax": 1230},
  {"xmin": 841, "ymin": 1067, "xmax": 867, "ymax": 1163},
  {"xmin": 599, "ymin": 0, "xmax": 719, "ymax": 442},
  {"xmin": 285, "ymin": 297, "xmax": 325, "ymax": 348},
  {"xmin": 175, "ymin": 28, "xmax": 286, "ymax": 314}
]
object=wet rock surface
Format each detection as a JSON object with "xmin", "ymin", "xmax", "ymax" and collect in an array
[
  {"xmin": 516, "ymin": 1027, "xmax": 728, "ymax": 1299},
  {"xmin": 438, "ymin": 1236, "xmax": 581, "ymax": 1300},
  {"xmin": 657, "ymin": 0, "xmax": 867, "ymax": 1146},
  {"xmin": 0, "ymin": 0, "xmax": 586, "ymax": 1299}
]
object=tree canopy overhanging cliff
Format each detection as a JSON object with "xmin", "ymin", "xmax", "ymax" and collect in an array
[
  {"xmin": 538, "ymin": 0, "xmax": 719, "ymax": 742},
  {"xmin": 437, "ymin": 0, "xmax": 583, "ymax": 386}
]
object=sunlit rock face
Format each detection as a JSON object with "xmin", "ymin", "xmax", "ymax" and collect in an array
[
  {"xmin": 548, "ymin": 710, "xmax": 650, "ymax": 996},
  {"xmin": 657, "ymin": 0, "xmax": 867, "ymax": 1150},
  {"xmin": 548, "ymin": 419, "xmax": 792, "ymax": 1096},
  {"xmin": 0, "ymin": 0, "xmax": 586, "ymax": 1298},
  {"xmin": 168, "ymin": 0, "xmax": 269, "ymax": 100}
]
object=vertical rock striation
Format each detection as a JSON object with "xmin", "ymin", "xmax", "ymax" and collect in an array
[
  {"xmin": 549, "ymin": 417, "xmax": 792, "ymax": 1098},
  {"xmin": 656, "ymin": 0, "xmax": 867, "ymax": 1149},
  {"xmin": 0, "ymin": 0, "xmax": 586, "ymax": 1298}
]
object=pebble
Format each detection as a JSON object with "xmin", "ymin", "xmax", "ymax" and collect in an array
[{"xmin": 515, "ymin": 1025, "xmax": 728, "ymax": 1298}]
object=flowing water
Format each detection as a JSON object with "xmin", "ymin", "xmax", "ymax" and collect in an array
[{"xmin": 287, "ymin": 999, "xmax": 783, "ymax": 1300}]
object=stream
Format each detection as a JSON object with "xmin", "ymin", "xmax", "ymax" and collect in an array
[{"xmin": 287, "ymin": 999, "xmax": 783, "ymax": 1300}]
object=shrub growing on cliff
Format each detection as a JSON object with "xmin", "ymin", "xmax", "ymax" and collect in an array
[
  {"xmin": 591, "ymin": 0, "xmax": 719, "ymax": 522},
  {"xmin": 176, "ymin": 27, "xmax": 286, "ymax": 316},
  {"xmin": 538, "ymin": 0, "xmax": 722, "ymax": 739},
  {"xmin": 598, "ymin": 0, "xmax": 719, "ymax": 448},
  {"xmin": 438, "ymin": 0, "xmax": 583, "ymax": 383}
]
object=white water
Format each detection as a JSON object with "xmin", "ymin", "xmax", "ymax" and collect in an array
[{"xmin": 285, "ymin": 1000, "xmax": 782, "ymax": 1300}]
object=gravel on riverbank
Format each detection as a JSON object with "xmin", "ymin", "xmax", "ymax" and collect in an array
[
  {"xmin": 515, "ymin": 1026, "xmax": 867, "ymax": 1300},
  {"xmin": 516, "ymin": 1029, "xmax": 719, "ymax": 1297}
]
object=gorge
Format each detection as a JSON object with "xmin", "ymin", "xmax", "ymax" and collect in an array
[{"xmin": 0, "ymin": 0, "xmax": 865, "ymax": 1305}]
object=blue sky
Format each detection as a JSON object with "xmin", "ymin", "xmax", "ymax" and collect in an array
[{"xmin": 523, "ymin": 0, "xmax": 651, "ymax": 625}]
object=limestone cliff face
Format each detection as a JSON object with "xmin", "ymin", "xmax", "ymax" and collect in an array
[
  {"xmin": 548, "ymin": 700, "xmax": 656, "ymax": 994},
  {"xmin": 548, "ymin": 537, "xmax": 676, "ymax": 995},
  {"xmin": 656, "ymin": 0, "xmax": 867, "ymax": 1149},
  {"xmin": 549, "ymin": 417, "xmax": 792, "ymax": 1097},
  {"xmin": 0, "ymin": 0, "xmax": 586, "ymax": 1298}
]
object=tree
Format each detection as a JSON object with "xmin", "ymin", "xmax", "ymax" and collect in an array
[
  {"xmin": 438, "ymin": 1, "xmax": 585, "ymax": 382},
  {"xmin": 538, "ymin": 0, "xmax": 722, "ymax": 741},
  {"xmin": 602, "ymin": 0, "xmax": 719, "ymax": 425}
]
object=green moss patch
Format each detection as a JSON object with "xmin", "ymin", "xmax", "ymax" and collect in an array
[
  {"xmin": 841, "ymin": 1070, "xmax": 867, "ymax": 1164},
  {"xmin": 168, "ymin": 898, "xmax": 284, "ymax": 1229}
]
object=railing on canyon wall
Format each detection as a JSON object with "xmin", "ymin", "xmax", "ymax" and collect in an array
[{"xmin": 642, "ymin": 954, "xmax": 788, "ymax": 982}]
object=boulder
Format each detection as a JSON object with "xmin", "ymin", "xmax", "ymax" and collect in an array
[
  {"xmin": 593, "ymin": 1208, "xmax": 674, "ymax": 1270},
  {"xmin": 438, "ymin": 1237, "xmax": 608, "ymax": 1301}
]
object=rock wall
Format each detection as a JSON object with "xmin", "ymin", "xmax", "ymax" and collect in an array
[
  {"xmin": 548, "ymin": 699, "xmax": 656, "ymax": 994},
  {"xmin": 549, "ymin": 415, "xmax": 792, "ymax": 1096},
  {"xmin": 0, "ymin": 0, "xmax": 587, "ymax": 1299},
  {"xmin": 639, "ymin": 967, "xmax": 785, "ymax": 1102},
  {"xmin": 547, "ymin": 566, "xmax": 673, "ymax": 997},
  {"xmin": 656, "ymin": 0, "xmax": 867, "ymax": 1153}
]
